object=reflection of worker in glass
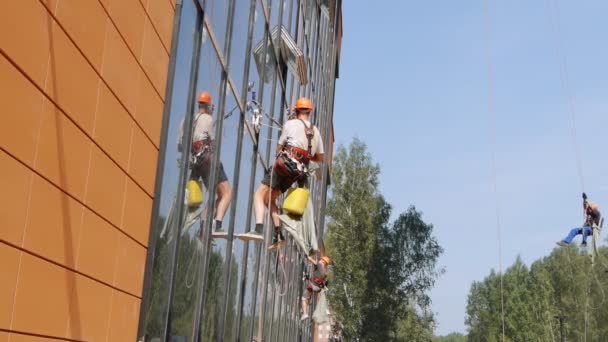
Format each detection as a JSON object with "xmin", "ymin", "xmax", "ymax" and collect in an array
[
  {"xmin": 238, "ymin": 98, "xmax": 324, "ymax": 249},
  {"xmin": 301, "ymin": 256, "xmax": 330, "ymax": 321},
  {"xmin": 178, "ymin": 91, "xmax": 232, "ymax": 238},
  {"xmin": 557, "ymin": 193, "xmax": 601, "ymax": 247}
]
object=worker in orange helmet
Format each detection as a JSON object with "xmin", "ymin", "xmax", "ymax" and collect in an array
[
  {"xmin": 238, "ymin": 97, "xmax": 324, "ymax": 250},
  {"xmin": 557, "ymin": 193, "xmax": 602, "ymax": 247},
  {"xmin": 178, "ymin": 91, "xmax": 232, "ymax": 239},
  {"xmin": 300, "ymin": 255, "xmax": 330, "ymax": 321}
]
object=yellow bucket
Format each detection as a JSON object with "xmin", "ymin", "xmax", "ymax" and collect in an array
[
  {"xmin": 283, "ymin": 188, "xmax": 309, "ymax": 215},
  {"xmin": 186, "ymin": 180, "xmax": 203, "ymax": 208}
]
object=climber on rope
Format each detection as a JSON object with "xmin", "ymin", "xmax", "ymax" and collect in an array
[
  {"xmin": 300, "ymin": 255, "xmax": 330, "ymax": 321},
  {"xmin": 178, "ymin": 91, "xmax": 232, "ymax": 240},
  {"xmin": 557, "ymin": 193, "xmax": 601, "ymax": 247},
  {"xmin": 237, "ymin": 97, "xmax": 324, "ymax": 250}
]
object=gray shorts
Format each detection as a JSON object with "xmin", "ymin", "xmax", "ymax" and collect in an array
[
  {"xmin": 190, "ymin": 153, "xmax": 228, "ymax": 188},
  {"xmin": 262, "ymin": 167, "xmax": 297, "ymax": 193}
]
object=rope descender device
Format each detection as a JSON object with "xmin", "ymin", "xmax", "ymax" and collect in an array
[{"xmin": 246, "ymin": 82, "xmax": 262, "ymax": 134}]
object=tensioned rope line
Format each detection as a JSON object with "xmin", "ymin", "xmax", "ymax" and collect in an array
[
  {"xmin": 482, "ymin": 0, "xmax": 506, "ymax": 340},
  {"xmin": 545, "ymin": 0, "xmax": 585, "ymax": 193},
  {"xmin": 544, "ymin": 1, "xmax": 592, "ymax": 340}
]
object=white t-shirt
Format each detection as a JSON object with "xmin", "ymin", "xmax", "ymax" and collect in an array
[
  {"xmin": 278, "ymin": 119, "xmax": 324, "ymax": 156},
  {"xmin": 178, "ymin": 113, "xmax": 215, "ymax": 145}
]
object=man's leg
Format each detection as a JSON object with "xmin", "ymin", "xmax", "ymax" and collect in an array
[
  {"xmin": 237, "ymin": 184, "xmax": 269, "ymax": 241},
  {"xmin": 564, "ymin": 227, "xmax": 583, "ymax": 244},
  {"xmin": 269, "ymin": 188, "xmax": 281, "ymax": 227},
  {"xmin": 254, "ymin": 184, "xmax": 270, "ymax": 225},
  {"xmin": 301, "ymin": 288, "xmax": 312, "ymax": 320},
  {"xmin": 582, "ymin": 226, "xmax": 592, "ymax": 244},
  {"xmin": 214, "ymin": 181, "xmax": 232, "ymax": 220},
  {"xmin": 210, "ymin": 180, "xmax": 232, "ymax": 237}
]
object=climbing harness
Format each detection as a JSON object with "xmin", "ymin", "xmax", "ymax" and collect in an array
[{"xmin": 273, "ymin": 119, "xmax": 316, "ymax": 183}]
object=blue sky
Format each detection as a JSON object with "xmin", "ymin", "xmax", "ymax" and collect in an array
[{"xmin": 333, "ymin": 0, "xmax": 608, "ymax": 336}]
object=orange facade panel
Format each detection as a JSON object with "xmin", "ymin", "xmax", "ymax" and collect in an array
[
  {"xmin": 9, "ymin": 333, "xmax": 66, "ymax": 342},
  {"xmin": 122, "ymin": 178, "xmax": 153, "ymax": 246},
  {"xmin": 12, "ymin": 253, "xmax": 72, "ymax": 337},
  {"xmin": 94, "ymin": 83, "xmax": 135, "ymax": 170},
  {"xmin": 0, "ymin": 55, "xmax": 44, "ymax": 167},
  {"xmin": 65, "ymin": 274, "xmax": 113, "ymax": 341},
  {"xmin": 35, "ymin": 99, "xmax": 92, "ymax": 202},
  {"xmin": 1, "ymin": 0, "xmax": 173, "ymax": 338},
  {"xmin": 0, "ymin": 151, "xmax": 32, "ymax": 246},
  {"xmin": 141, "ymin": 18, "xmax": 169, "ymax": 96},
  {"xmin": 135, "ymin": 69, "xmax": 164, "ymax": 147},
  {"xmin": 0, "ymin": 0, "xmax": 51, "ymax": 89},
  {"xmin": 129, "ymin": 126, "xmax": 159, "ymax": 195},
  {"xmin": 44, "ymin": 22, "xmax": 100, "ymax": 136},
  {"xmin": 107, "ymin": 290, "xmax": 141, "ymax": 342},
  {"xmin": 101, "ymin": 24, "xmax": 141, "ymax": 115},
  {"xmin": 105, "ymin": 0, "xmax": 147, "ymax": 57},
  {"xmin": 86, "ymin": 146, "xmax": 127, "ymax": 227},
  {"xmin": 147, "ymin": 0, "xmax": 175, "ymax": 50},
  {"xmin": 53, "ymin": 0, "xmax": 108, "ymax": 71},
  {"xmin": 23, "ymin": 174, "xmax": 83, "ymax": 269},
  {"xmin": 77, "ymin": 209, "xmax": 120, "ymax": 285},
  {"xmin": 0, "ymin": 243, "xmax": 20, "ymax": 329},
  {"xmin": 113, "ymin": 233, "xmax": 147, "ymax": 297}
]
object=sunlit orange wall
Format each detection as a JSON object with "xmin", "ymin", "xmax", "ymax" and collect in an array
[{"xmin": 0, "ymin": 0, "xmax": 174, "ymax": 340}]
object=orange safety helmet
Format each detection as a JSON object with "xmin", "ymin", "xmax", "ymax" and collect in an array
[
  {"xmin": 198, "ymin": 91, "xmax": 212, "ymax": 104},
  {"xmin": 294, "ymin": 97, "xmax": 313, "ymax": 111},
  {"xmin": 320, "ymin": 256, "xmax": 330, "ymax": 265}
]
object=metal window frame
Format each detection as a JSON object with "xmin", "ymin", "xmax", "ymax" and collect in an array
[
  {"xmin": 138, "ymin": 0, "xmax": 341, "ymax": 340},
  {"xmin": 136, "ymin": 0, "xmax": 186, "ymax": 336}
]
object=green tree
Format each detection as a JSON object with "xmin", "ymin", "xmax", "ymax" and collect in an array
[
  {"xmin": 466, "ymin": 246, "xmax": 608, "ymax": 342},
  {"xmin": 326, "ymin": 138, "xmax": 444, "ymax": 340},
  {"xmin": 326, "ymin": 138, "xmax": 387, "ymax": 339},
  {"xmin": 434, "ymin": 332, "xmax": 467, "ymax": 342}
]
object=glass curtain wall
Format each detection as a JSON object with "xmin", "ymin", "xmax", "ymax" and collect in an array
[{"xmin": 137, "ymin": 0, "xmax": 341, "ymax": 341}]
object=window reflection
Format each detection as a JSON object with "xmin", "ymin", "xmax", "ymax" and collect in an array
[
  {"xmin": 206, "ymin": 0, "xmax": 230, "ymax": 53},
  {"xmin": 139, "ymin": 0, "xmax": 341, "ymax": 340},
  {"xmin": 137, "ymin": 0, "xmax": 198, "ymax": 340}
]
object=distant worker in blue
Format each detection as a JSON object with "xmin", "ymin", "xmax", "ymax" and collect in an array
[{"xmin": 557, "ymin": 193, "xmax": 601, "ymax": 247}]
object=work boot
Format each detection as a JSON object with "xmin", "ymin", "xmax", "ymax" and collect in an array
[
  {"xmin": 237, "ymin": 230, "xmax": 264, "ymax": 242},
  {"xmin": 581, "ymin": 241, "xmax": 588, "ymax": 247},
  {"xmin": 268, "ymin": 229, "xmax": 286, "ymax": 251},
  {"xmin": 300, "ymin": 314, "xmax": 309, "ymax": 321},
  {"xmin": 556, "ymin": 241, "xmax": 569, "ymax": 247}
]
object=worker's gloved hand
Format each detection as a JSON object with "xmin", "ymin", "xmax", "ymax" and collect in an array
[{"xmin": 583, "ymin": 192, "xmax": 588, "ymax": 200}]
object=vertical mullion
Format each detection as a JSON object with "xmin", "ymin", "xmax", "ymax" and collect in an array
[
  {"xmin": 193, "ymin": 0, "xmax": 239, "ymax": 337},
  {"xmin": 162, "ymin": 1, "xmax": 205, "ymax": 339},
  {"xmin": 137, "ymin": 0, "xmax": 186, "ymax": 337},
  {"xmin": 216, "ymin": 0, "xmax": 243, "ymax": 336},
  {"xmin": 233, "ymin": 0, "xmax": 262, "ymax": 337}
]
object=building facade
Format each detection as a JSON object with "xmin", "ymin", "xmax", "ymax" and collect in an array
[
  {"xmin": 0, "ymin": 0, "xmax": 341, "ymax": 341},
  {"xmin": 1, "ymin": 0, "xmax": 173, "ymax": 340}
]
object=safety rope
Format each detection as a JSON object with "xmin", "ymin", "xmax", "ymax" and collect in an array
[
  {"xmin": 185, "ymin": 249, "xmax": 202, "ymax": 289},
  {"xmin": 275, "ymin": 250, "xmax": 289, "ymax": 297},
  {"xmin": 544, "ymin": 1, "xmax": 593, "ymax": 339},
  {"xmin": 482, "ymin": 1, "xmax": 506, "ymax": 340},
  {"xmin": 544, "ymin": 0, "xmax": 585, "ymax": 193}
]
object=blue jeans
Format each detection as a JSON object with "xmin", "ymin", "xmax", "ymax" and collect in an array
[{"xmin": 563, "ymin": 226, "xmax": 593, "ymax": 244}]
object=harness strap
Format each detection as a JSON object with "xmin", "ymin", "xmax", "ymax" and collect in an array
[
  {"xmin": 284, "ymin": 145, "xmax": 310, "ymax": 164},
  {"xmin": 297, "ymin": 119, "xmax": 314, "ymax": 156}
]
